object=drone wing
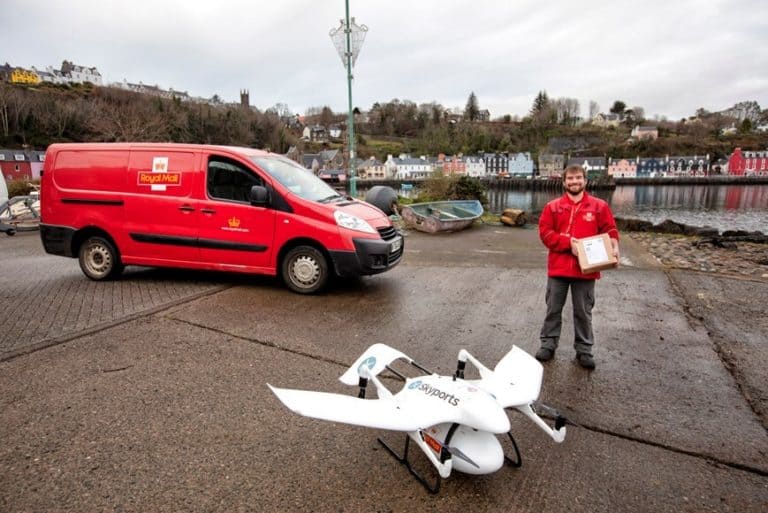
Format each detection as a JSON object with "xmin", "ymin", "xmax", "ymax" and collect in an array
[
  {"xmin": 474, "ymin": 346, "xmax": 543, "ymax": 408},
  {"xmin": 338, "ymin": 343, "xmax": 412, "ymax": 386},
  {"xmin": 268, "ymin": 384, "xmax": 450, "ymax": 432}
]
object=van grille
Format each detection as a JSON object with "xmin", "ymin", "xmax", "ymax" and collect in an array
[{"xmin": 377, "ymin": 226, "xmax": 398, "ymax": 241}]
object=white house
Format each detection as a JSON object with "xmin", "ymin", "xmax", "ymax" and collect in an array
[
  {"xmin": 508, "ymin": 152, "xmax": 534, "ymax": 176},
  {"xmin": 385, "ymin": 154, "xmax": 433, "ymax": 180},
  {"xmin": 464, "ymin": 156, "xmax": 486, "ymax": 177}
]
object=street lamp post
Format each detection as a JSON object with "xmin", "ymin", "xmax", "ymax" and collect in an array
[{"xmin": 329, "ymin": 3, "xmax": 367, "ymax": 198}]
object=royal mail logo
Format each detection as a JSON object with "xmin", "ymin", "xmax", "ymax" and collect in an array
[
  {"xmin": 584, "ymin": 212, "xmax": 594, "ymax": 222},
  {"xmin": 228, "ymin": 216, "xmax": 241, "ymax": 228},
  {"xmin": 140, "ymin": 156, "xmax": 179, "ymax": 191},
  {"xmin": 138, "ymin": 172, "xmax": 181, "ymax": 185}
]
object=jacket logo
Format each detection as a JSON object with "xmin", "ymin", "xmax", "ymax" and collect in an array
[{"xmin": 584, "ymin": 212, "xmax": 594, "ymax": 222}]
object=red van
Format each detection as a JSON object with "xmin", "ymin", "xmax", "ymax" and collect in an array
[{"xmin": 39, "ymin": 143, "xmax": 403, "ymax": 293}]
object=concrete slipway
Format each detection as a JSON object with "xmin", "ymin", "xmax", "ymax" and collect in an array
[{"xmin": 0, "ymin": 226, "xmax": 766, "ymax": 512}]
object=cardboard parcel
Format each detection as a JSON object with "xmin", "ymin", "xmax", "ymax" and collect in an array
[{"xmin": 576, "ymin": 233, "xmax": 618, "ymax": 273}]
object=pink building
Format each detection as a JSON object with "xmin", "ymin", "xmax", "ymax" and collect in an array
[
  {"xmin": 438, "ymin": 154, "xmax": 466, "ymax": 175},
  {"xmin": 607, "ymin": 158, "xmax": 637, "ymax": 178}
]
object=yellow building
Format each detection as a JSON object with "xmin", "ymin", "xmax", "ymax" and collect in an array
[{"xmin": 10, "ymin": 68, "xmax": 41, "ymax": 85}]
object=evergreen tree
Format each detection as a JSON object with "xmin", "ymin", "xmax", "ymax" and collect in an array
[
  {"xmin": 464, "ymin": 91, "xmax": 479, "ymax": 122},
  {"xmin": 610, "ymin": 100, "xmax": 626, "ymax": 115},
  {"xmin": 530, "ymin": 90, "xmax": 549, "ymax": 115}
]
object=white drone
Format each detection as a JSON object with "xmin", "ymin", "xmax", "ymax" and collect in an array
[{"xmin": 269, "ymin": 343, "xmax": 567, "ymax": 493}]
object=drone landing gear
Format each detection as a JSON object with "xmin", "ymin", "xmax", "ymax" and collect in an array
[
  {"xmin": 378, "ymin": 435, "xmax": 442, "ymax": 494},
  {"xmin": 504, "ymin": 432, "xmax": 522, "ymax": 467}
]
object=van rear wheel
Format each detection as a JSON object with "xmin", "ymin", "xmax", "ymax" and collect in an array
[
  {"xmin": 282, "ymin": 246, "xmax": 328, "ymax": 294},
  {"xmin": 79, "ymin": 236, "xmax": 123, "ymax": 281}
]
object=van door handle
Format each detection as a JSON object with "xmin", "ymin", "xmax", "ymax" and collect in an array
[
  {"xmin": 201, "ymin": 208, "xmax": 216, "ymax": 214},
  {"xmin": 178, "ymin": 205, "xmax": 195, "ymax": 212}
]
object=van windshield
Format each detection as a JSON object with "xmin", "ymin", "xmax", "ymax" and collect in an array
[{"xmin": 251, "ymin": 156, "xmax": 343, "ymax": 203}]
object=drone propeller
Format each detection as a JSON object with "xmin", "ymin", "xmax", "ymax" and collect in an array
[
  {"xmin": 531, "ymin": 401, "xmax": 574, "ymax": 430},
  {"xmin": 444, "ymin": 445, "xmax": 480, "ymax": 469},
  {"xmin": 420, "ymin": 430, "xmax": 480, "ymax": 469}
]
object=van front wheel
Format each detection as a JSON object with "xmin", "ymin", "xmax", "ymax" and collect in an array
[
  {"xmin": 79, "ymin": 236, "xmax": 123, "ymax": 281},
  {"xmin": 282, "ymin": 246, "xmax": 328, "ymax": 294}
]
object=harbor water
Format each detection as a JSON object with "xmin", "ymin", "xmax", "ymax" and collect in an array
[
  {"xmin": 379, "ymin": 184, "xmax": 768, "ymax": 234},
  {"xmin": 488, "ymin": 184, "xmax": 768, "ymax": 233}
]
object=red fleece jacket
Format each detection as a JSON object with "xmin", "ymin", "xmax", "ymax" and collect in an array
[{"xmin": 538, "ymin": 192, "xmax": 619, "ymax": 279}]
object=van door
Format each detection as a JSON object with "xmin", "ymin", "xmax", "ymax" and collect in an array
[
  {"xmin": 122, "ymin": 150, "xmax": 200, "ymax": 264},
  {"xmin": 197, "ymin": 154, "xmax": 276, "ymax": 271}
]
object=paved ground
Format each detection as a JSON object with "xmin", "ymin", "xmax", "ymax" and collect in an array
[{"xmin": 0, "ymin": 226, "xmax": 766, "ymax": 512}]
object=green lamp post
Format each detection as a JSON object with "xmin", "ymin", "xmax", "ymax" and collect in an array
[{"xmin": 329, "ymin": 4, "xmax": 367, "ymax": 198}]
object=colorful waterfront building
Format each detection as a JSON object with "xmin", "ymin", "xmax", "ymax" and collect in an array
[
  {"xmin": 566, "ymin": 157, "xmax": 606, "ymax": 178},
  {"xmin": 607, "ymin": 158, "xmax": 637, "ymax": 178},
  {"xmin": 538, "ymin": 154, "xmax": 564, "ymax": 178},
  {"xmin": 439, "ymin": 154, "xmax": 467, "ymax": 176},
  {"xmin": 666, "ymin": 155, "xmax": 710, "ymax": 176},
  {"xmin": 386, "ymin": 154, "xmax": 434, "ymax": 180},
  {"xmin": 0, "ymin": 150, "xmax": 33, "ymax": 181},
  {"xmin": 357, "ymin": 157, "xmax": 387, "ymax": 180},
  {"xmin": 483, "ymin": 153, "xmax": 509, "ymax": 176},
  {"xmin": 464, "ymin": 156, "xmax": 486, "ymax": 178},
  {"xmin": 509, "ymin": 152, "xmax": 535, "ymax": 177},
  {"xmin": 727, "ymin": 148, "xmax": 768, "ymax": 176},
  {"xmin": 636, "ymin": 157, "xmax": 667, "ymax": 177}
]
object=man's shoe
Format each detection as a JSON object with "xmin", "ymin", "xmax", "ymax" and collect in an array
[
  {"xmin": 535, "ymin": 347, "xmax": 554, "ymax": 362},
  {"xmin": 577, "ymin": 353, "xmax": 595, "ymax": 370}
]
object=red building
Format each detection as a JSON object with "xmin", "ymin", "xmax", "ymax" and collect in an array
[
  {"xmin": 727, "ymin": 147, "xmax": 768, "ymax": 176},
  {"xmin": 437, "ymin": 154, "xmax": 467, "ymax": 175},
  {"xmin": 0, "ymin": 150, "xmax": 33, "ymax": 181}
]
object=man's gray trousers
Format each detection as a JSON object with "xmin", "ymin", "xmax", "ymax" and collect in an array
[{"xmin": 539, "ymin": 276, "xmax": 596, "ymax": 355}]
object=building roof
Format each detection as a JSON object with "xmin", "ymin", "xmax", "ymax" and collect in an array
[{"xmin": 567, "ymin": 157, "xmax": 605, "ymax": 167}]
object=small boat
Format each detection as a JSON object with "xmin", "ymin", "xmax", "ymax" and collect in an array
[{"xmin": 401, "ymin": 200, "xmax": 483, "ymax": 233}]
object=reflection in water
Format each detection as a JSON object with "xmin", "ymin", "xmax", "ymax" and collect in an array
[
  {"xmin": 362, "ymin": 184, "xmax": 768, "ymax": 232},
  {"xmin": 487, "ymin": 184, "xmax": 768, "ymax": 233}
]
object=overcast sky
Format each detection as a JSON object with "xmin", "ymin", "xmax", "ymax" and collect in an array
[{"xmin": 3, "ymin": 0, "xmax": 767, "ymax": 121}]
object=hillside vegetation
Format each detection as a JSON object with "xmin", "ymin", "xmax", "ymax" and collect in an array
[{"xmin": 2, "ymin": 82, "xmax": 767, "ymax": 162}]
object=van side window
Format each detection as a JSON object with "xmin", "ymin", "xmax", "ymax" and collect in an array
[{"xmin": 207, "ymin": 157, "xmax": 263, "ymax": 202}]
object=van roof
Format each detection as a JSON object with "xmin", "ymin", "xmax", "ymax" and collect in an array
[{"xmin": 45, "ymin": 143, "xmax": 273, "ymax": 158}]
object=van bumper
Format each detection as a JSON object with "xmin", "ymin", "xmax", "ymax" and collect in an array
[
  {"xmin": 40, "ymin": 224, "xmax": 76, "ymax": 257},
  {"xmin": 330, "ymin": 236, "xmax": 404, "ymax": 277}
]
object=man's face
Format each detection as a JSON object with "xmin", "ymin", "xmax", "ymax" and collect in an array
[{"xmin": 563, "ymin": 171, "xmax": 586, "ymax": 196}]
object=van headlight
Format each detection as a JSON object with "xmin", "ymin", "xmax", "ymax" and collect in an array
[{"xmin": 334, "ymin": 210, "xmax": 376, "ymax": 234}]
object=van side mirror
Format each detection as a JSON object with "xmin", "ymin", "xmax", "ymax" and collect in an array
[{"xmin": 250, "ymin": 185, "xmax": 269, "ymax": 206}]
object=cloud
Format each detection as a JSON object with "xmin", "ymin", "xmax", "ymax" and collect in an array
[{"xmin": 1, "ymin": 0, "xmax": 766, "ymax": 119}]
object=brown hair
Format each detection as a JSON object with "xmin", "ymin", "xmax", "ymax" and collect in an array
[{"xmin": 562, "ymin": 165, "xmax": 586, "ymax": 180}]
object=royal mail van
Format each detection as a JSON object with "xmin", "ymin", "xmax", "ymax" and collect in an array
[{"xmin": 39, "ymin": 143, "xmax": 403, "ymax": 293}]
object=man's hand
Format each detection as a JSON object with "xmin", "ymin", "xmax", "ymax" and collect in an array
[
  {"xmin": 570, "ymin": 237, "xmax": 579, "ymax": 256},
  {"xmin": 611, "ymin": 238, "xmax": 620, "ymax": 266}
]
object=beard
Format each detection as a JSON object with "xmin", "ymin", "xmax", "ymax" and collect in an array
[{"xmin": 565, "ymin": 183, "xmax": 585, "ymax": 196}]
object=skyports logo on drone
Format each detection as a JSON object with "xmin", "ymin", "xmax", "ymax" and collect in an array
[{"xmin": 408, "ymin": 380, "xmax": 460, "ymax": 406}]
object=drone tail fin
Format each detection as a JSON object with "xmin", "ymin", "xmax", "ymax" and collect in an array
[{"xmin": 339, "ymin": 343, "xmax": 412, "ymax": 386}]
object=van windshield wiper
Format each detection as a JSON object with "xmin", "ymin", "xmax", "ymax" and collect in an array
[{"xmin": 318, "ymin": 194, "xmax": 343, "ymax": 203}]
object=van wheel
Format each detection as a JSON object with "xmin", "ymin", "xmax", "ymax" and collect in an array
[
  {"xmin": 282, "ymin": 246, "xmax": 328, "ymax": 294},
  {"xmin": 79, "ymin": 236, "xmax": 123, "ymax": 281}
]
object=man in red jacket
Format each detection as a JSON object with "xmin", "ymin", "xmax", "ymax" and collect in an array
[{"xmin": 536, "ymin": 165, "xmax": 619, "ymax": 369}]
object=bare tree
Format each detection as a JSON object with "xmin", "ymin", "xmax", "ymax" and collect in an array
[
  {"xmin": 589, "ymin": 100, "xmax": 599, "ymax": 119},
  {"xmin": 552, "ymin": 97, "xmax": 580, "ymax": 126}
]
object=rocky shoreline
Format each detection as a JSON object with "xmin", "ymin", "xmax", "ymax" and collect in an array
[
  {"xmin": 613, "ymin": 217, "xmax": 768, "ymax": 280},
  {"xmin": 485, "ymin": 214, "xmax": 768, "ymax": 280},
  {"xmin": 625, "ymin": 232, "xmax": 768, "ymax": 281}
]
